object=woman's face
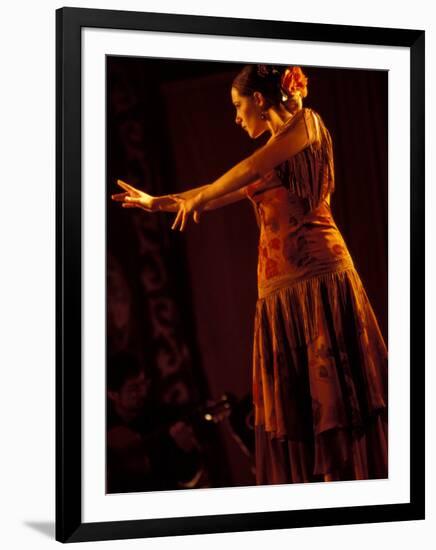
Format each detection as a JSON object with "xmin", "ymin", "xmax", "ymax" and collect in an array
[{"xmin": 231, "ymin": 87, "xmax": 266, "ymax": 139}]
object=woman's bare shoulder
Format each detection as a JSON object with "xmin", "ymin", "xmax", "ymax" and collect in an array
[{"xmin": 300, "ymin": 107, "xmax": 322, "ymax": 145}]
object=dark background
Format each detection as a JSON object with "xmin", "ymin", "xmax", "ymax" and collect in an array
[{"xmin": 107, "ymin": 57, "xmax": 388, "ymax": 489}]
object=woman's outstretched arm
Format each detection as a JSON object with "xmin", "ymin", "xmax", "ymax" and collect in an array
[
  {"xmin": 167, "ymin": 184, "xmax": 210, "ymax": 202},
  {"xmin": 114, "ymin": 110, "xmax": 317, "ymax": 223},
  {"xmin": 156, "ymin": 184, "xmax": 246, "ymax": 212},
  {"xmin": 162, "ymin": 186, "xmax": 249, "ymax": 212},
  {"xmin": 175, "ymin": 169, "xmax": 281, "ymax": 212},
  {"xmin": 112, "ymin": 179, "xmax": 248, "ymax": 213},
  {"xmin": 170, "ymin": 109, "xmax": 317, "ymax": 230},
  {"xmin": 198, "ymin": 108, "xmax": 317, "ymax": 205}
]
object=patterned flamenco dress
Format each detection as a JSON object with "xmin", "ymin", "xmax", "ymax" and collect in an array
[{"xmin": 243, "ymin": 107, "xmax": 388, "ymax": 484}]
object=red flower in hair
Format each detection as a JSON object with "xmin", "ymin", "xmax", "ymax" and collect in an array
[{"xmin": 281, "ymin": 66, "xmax": 308, "ymax": 98}]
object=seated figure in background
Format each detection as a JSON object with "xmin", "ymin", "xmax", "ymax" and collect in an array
[{"xmin": 106, "ymin": 351, "xmax": 206, "ymax": 493}]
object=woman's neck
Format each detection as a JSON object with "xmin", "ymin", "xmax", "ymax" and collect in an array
[{"xmin": 268, "ymin": 106, "xmax": 302, "ymax": 136}]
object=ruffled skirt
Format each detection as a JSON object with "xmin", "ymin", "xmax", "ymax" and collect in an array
[{"xmin": 252, "ymin": 266, "xmax": 388, "ymax": 484}]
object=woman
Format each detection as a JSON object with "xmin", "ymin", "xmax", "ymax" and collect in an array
[{"xmin": 112, "ymin": 65, "xmax": 388, "ymax": 484}]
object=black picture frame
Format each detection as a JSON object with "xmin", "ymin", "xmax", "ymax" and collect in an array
[{"xmin": 56, "ymin": 6, "xmax": 425, "ymax": 543}]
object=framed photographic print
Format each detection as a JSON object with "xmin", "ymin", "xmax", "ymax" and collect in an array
[{"xmin": 56, "ymin": 6, "xmax": 425, "ymax": 543}]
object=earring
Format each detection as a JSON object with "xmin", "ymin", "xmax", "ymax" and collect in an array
[{"xmin": 260, "ymin": 111, "xmax": 267, "ymax": 120}]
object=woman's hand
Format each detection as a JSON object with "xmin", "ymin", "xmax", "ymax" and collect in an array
[
  {"xmin": 112, "ymin": 179, "xmax": 179, "ymax": 212},
  {"xmin": 111, "ymin": 179, "xmax": 156, "ymax": 211},
  {"xmin": 171, "ymin": 193, "xmax": 206, "ymax": 231}
]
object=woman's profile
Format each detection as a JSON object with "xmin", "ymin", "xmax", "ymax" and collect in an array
[{"xmin": 112, "ymin": 64, "xmax": 388, "ymax": 484}]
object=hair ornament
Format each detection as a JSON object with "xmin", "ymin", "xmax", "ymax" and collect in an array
[
  {"xmin": 256, "ymin": 64, "xmax": 281, "ymax": 79},
  {"xmin": 280, "ymin": 66, "xmax": 308, "ymax": 98}
]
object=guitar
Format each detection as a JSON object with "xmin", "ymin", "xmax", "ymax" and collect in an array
[{"xmin": 107, "ymin": 394, "xmax": 234, "ymax": 490}]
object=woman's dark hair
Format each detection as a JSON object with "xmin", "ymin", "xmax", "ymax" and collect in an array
[
  {"xmin": 232, "ymin": 64, "xmax": 283, "ymax": 108},
  {"xmin": 232, "ymin": 64, "xmax": 308, "ymax": 108}
]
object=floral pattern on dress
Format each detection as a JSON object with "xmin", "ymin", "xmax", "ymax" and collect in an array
[{"xmin": 253, "ymin": 186, "xmax": 354, "ymax": 296}]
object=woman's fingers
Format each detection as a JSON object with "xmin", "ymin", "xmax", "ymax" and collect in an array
[
  {"xmin": 116, "ymin": 179, "xmax": 135, "ymax": 191},
  {"xmin": 124, "ymin": 196, "xmax": 141, "ymax": 204},
  {"xmin": 171, "ymin": 207, "xmax": 183, "ymax": 230},
  {"xmin": 116, "ymin": 184, "xmax": 202, "ymax": 228},
  {"xmin": 122, "ymin": 202, "xmax": 154, "ymax": 212},
  {"xmin": 173, "ymin": 207, "xmax": 190, "ymax": 231},
  {"xmin": 170, "ymin": 199, "xmax": 201, "ymax": 231},
  {"xmin": 111, "ymin": 192, "xmax": 128, "ymax": 202},
  {"xmin": 116, "ymin": 179, "xmax": 141, "ymax": 195},
  {"xmin": 179, "ymin": 210, "xmax": 188, "ymax": 232}
]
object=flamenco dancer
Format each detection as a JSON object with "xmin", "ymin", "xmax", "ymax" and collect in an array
[{"xmin": 112, "ymin": 64, "xmax": 388, "ymax": 484}]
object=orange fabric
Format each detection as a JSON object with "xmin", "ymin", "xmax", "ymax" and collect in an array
[
  {"xmin": 246, "ymin": 108, "xmax": 388, "ymax": 483},
  {"xmin": 244, "ymin": 108, "xmax": 352, "ymax": 299},
  {"xmin": 251, "ymin": 268, "xmax": 388, "ymax": 433}
]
